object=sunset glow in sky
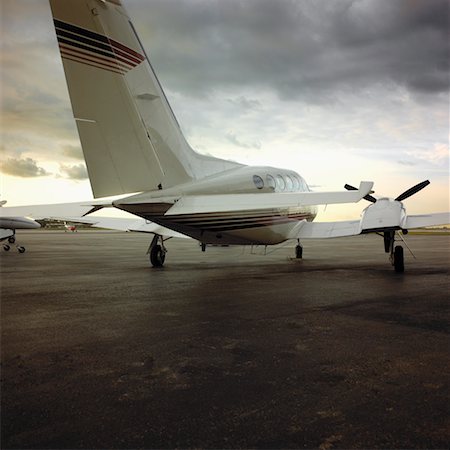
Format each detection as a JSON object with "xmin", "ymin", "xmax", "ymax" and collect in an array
[{"xmin": 1, "ymin": 0, "xmax": 448, "ymax": 221}]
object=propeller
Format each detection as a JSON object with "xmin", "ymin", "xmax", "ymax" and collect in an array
[
  {"xmin": 345, "ymin": 180, "xmax": 430, "ymax": 203},
  {"xmin": 395, "ymin": 180, "xmax": 430, "ymax": 202},
  {"xmin": 344, "ymin": 184, "xmax": 377, "ymax": 203}
]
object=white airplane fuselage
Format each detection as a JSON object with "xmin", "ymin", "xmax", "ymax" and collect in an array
[{"xmin": 114, "ymin": 165, "xmax": 318, "ymax": 245}]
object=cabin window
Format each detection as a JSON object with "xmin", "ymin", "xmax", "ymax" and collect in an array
[
  {"xmin": 276, "ymin": 175, "xmax": 285, "ymax": 191},
  {"xmin": 285, "ymin": 175, "xmax": 293, "ymax": 191},
  {"xmin": 266, "ymin": 174, "xmax": 276, "ymax": 189},
  {"xmin": 292, "ymin": 175, "xmax": 300, "ymax": 191},
  {"xmin": 303, "ymin": 179, "xmax": 310, "ymax": 191},
  {"xmin": 299, "ymin": 177, "xmax": 307, "ymax": 191},
  {"xmin": 253, "ymin": 175, "xmax": 264, "ymax": 189}
]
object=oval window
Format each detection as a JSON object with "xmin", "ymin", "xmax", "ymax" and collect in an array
[
  {"xmin": 292, "ymin": 175, "xmax": 300, "ymax": 191},
  {"xmin": 299, "ymin": 177, "xmax": 307, "ymax": 191},
  {"xmin": 285, "ymin": 175, "xmax": 293, "ymax": 191},
  {"xmin": 303, "ymin": 178, "xmax": 310, "ymax": 191},
  {"xmin": 266, "ymin": 174, "xmax": 276, "ymax": 189},
  {"xmin": 253, "ymin": 175, "xmax": 264, "ymax": 189},
  {"xmin": 276, "ymin": 175, "xmax": 286, "ymax": 191}
]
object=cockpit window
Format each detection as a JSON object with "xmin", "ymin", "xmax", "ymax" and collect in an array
[
  {"xmin": 253, "ymin": 175, "xmax": 264, "ymax": 189},
  {"xmin": 266, "ymin": 174, "xmax": 276, "ymax": 189}
]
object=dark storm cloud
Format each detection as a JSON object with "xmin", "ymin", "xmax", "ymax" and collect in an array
[
  {"xmin": 2, "ymin": 157, "xmax": 51, "ymax": 178},
  {"xmin": 227, "ymin": 96, "xmax": 262, "ymax": 111},
  {"xmin": 129, "ymin": 0, "xmax": 449, "ymax": 101}
]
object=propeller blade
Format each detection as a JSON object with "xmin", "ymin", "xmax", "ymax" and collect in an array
[
  {"xmin": 395, "ymin": 180, "xmax": 430, "ymax": 202},
  {"xmin": 344, "ymin": 184, "xmax": 377, "ymax": 203}
]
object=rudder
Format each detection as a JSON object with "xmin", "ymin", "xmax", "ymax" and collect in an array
[{"xmin": 50, "ymin": 0, "xmax": 202, "ymax": 197}]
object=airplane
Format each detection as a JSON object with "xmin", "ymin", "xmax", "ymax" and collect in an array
[
  {"xmin": 0, "ymin": 201, "xmax": 41, "ymax": 253},
  {"xmin": 12, "ymin": 0, "xmax": 450, "ymax": 272},
  {"xmin": 64, "ymin": 221, "xmax": 77, "ymax": 232}
]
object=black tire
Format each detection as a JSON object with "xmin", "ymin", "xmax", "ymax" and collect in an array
[
  {"xmin": 17, "ymin": 246, "xmax": 26, "ymax": 253},
  {"xmin": 150, "ymin": 244, "xmax": 165, "ymax": 267},
  {"xmin": 3, "ymin": 244, "xmax": 11, "ymax": 252},
  {"xmin": 8, "ymin": 236, "xmax": 15, "ymax": 244},
  {"xmin": 295, "ymin": 245, "xmax": 303, "ymax": 259},
  {"xmin": 394, "ymin": 245, "xmax": 404, "ymax": 273}
]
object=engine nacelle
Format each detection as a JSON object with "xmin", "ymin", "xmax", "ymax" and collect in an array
[{"xmin": 360, "ymin": 198, "xmax": 407, "ymax": 233}]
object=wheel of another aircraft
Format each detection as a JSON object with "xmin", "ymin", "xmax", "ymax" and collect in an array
[
  {"xmin": 8, "ymin": 236, "xmax": 16, "ymax": 244},
  {"xmin": 150, "ymin": 244, "xmax": 165, "ymax": 267},
  {"xmin": 394, "ymin": 245, "xmax": 404, "ymax": 273},
  {"xmin": 295, "ymin": 245, "xmax": 303, "ymax": 259},
  {"xmin": 3, "ymin": 244, "xmax": 11, "ymax": 251},
  {"xmin": 17, "ymin": 246, "xmax": 26, "ymax": 253}
]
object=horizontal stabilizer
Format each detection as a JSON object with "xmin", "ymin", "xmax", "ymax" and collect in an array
[
  {"xmin": 57, "ymin": 216, "xmax": 189, "ymax": 238},
  {"xmin": 0, "ymin": 200, "xmax": 111, "ymax": 219}
]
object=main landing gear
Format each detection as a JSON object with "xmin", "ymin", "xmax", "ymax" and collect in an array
[
  {"xmin": 383, "ymin": 230, "xmax": 405, "ymax": 273},
  {"xmin": 295, "ymin": 239, "xmax": 303, "ymax": 259},
  {"xmin": 2, "ymin": 234, "xmax": 26, "ymax": 253},
  {"xmin": 148, "ymin": 234, "xmax": 167, "ymax": 267}
]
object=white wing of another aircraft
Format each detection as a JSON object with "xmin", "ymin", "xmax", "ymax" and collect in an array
[
  {"xmin": 0, "ymin": 202, "xmax": 41, "ymax": 253},
  {"xmin": 17, "ymin": 0, "xmax": 447, "ymax": 272}
]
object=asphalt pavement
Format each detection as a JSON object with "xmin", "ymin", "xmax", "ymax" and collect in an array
[{"xmin": 1, "ymin": 231, "xmax": 449, "ymax": 449}]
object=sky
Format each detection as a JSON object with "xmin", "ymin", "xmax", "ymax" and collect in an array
[{"xmin": 1, "ymin": 0, "xmax": 449, "ymax": 221}]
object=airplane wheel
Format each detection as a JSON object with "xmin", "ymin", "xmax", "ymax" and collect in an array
[
  {"xmin": 3, "ymin": 244, "xmax": 11, "ymax": 251},
  {"xmin": 295, "ymin": 245, "xmax": 303, "ymax": 259},
  {"xmin": 17, "ymin": 246, "xmax": 26, "ymax": 253},
  {"xmin": 8, "ymin": 236, "xmax": 15, "ymax": 244},
  {"xmin": 394, "ymin": 245, "xmax": 404, "ymax": 273},
  {"xmin": 150, "ymin": 244, "xmax": 165, "ymax": 267}
]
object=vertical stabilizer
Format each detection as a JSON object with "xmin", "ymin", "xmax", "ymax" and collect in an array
[{"xmin": 50, "ymin": 0, "xmax": 240, "ymax": 198}]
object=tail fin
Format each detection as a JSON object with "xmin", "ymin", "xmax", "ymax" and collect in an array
[{"xmin": 49, "ymin": 0, "xmax": 240, "ymax": 198}]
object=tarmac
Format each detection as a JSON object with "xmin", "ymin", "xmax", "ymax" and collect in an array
[{"xmin": 1, "ymin": 230, "xmax": 449, "ymax": 449}]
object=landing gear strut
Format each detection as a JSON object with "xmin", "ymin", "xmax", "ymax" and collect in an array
[
  {"xmin": 295, "ymin": 239, "xmax": 303, "ymax": 259},
  {"xmin": 384, "ymin": 231, "xmax": 404, "ymax": 273},
  {"xmin": 147, "ymin": 234, "xmax": 167, "ymax": 267}
]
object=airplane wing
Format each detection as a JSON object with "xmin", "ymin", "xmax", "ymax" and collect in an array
[
  {"xmin": 289, "ymin": 212, "xmax": 450, "ymax": 239},
  {"xmin": 162, "ymin": 181, "xmax": 374, "ymax": 215},
  {"xmin": 404, "ymin": 212, "xmax": 450, "ymax": 229}
]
